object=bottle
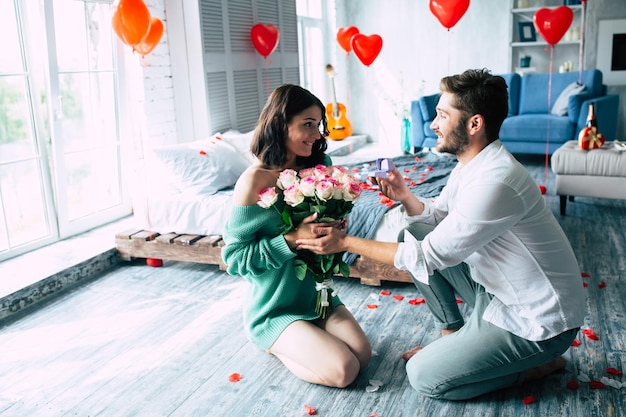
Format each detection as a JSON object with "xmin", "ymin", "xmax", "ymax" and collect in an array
[{"xmin": 586, "ymin": 103, "xmax": 598, "ymax": 129}]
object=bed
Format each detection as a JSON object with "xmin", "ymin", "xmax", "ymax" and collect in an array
[{"xmin": 115, "ymin": 131, "xmax": 458, "ymax": 286}]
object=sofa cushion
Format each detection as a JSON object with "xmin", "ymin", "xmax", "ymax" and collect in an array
[
  {"xmin": 551, "ymin": 82, "xmax": 586, "ymax": 116},
  {"xmin": 499, "ymin": 73, "xmax": 521, "ymax": 116},
  {"xmin": 500, "ymin": 114, "xmax": 575, "ymax": 143},
  {"xmin": 418, "ymin": 93, "xmax": 440, "ymax": 122},
  {"xmin": 519, "ymin": 69, "xmax": 602, "ymax": 115}
]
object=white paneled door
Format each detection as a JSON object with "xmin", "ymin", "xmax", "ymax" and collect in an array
[{"xmin": 0, "ymin": 0, "xmax": 130, "ymax": 262}]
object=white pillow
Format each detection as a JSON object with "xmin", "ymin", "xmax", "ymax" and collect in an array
[
  {"xmin": 221, "ymin": 130, "xmax": 256, "ymax": 164},
  {"xmin": 551, "ymin": 82, "xmax": 586, "ymax": 116},
  {"xmin": 150, "ymin": 135, "xmax": 250, "ymax": 195}
]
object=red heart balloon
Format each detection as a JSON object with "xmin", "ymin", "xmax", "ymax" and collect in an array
[
  {"xmin": 429, "ymin": 0, "xmax": 470, "ymax": 30},
  {"xmin": 533, "ymin": 6, "xmax": 574, "ymax": 46},
  {"xmin": 336, "ymin": 26, "xmax": 360, "ymax": 54},
  {"xmin": 350, "ymin": 34, "xmax": 383, "ymax": 67},
  {"xmin": 133, "ymin": 16, "xmax": 164, "ymax": 57},
  {"xmin": 250, "ymin": 23, "xmax": 280, "ymax": 58},
  {"xmin": 112, "ymin": 0, "xmax": 151, "ymax": 47}
]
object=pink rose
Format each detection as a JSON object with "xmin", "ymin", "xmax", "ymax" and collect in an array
[
  {"xmin": 284, "ymin": 184, "xmax": 305, "ymax": 206},
  {"xmin": 257, "ymin": 187, "xmax": 278, "ymax": 208},
  {"xmin": 299, "ymin": 176, "xmax": 317, "ymax": 197},
  {"xmin": 313, "ymin": 164, "xmax": 332, "ymax": 179},
  {"xmin": 342, "ymin": 181, "xmax": 362, "ymax": 201},
  {"xmin": 277, "ymin": 169, "xmax": 298, "ymax": 190},
  {"xmin": 315, "ymin": 179, "xmax": 335, "ymax": 201}
]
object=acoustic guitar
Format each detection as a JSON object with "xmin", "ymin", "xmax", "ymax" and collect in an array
[{"xmin": 325, "ymin": 64, "xmax": 353, "ymax": 141}]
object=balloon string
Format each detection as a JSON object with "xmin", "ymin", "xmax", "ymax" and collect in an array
[
  {"xmin": 578, "ymin": 1, "xmax": 586, "ymax": 83},
  {"xmin": 265, "ymin": 59, "xmax": 270, "ymax": 98},
  {"xmin": 544, "ymin": 46, "xmax": 555, "ymax": 186}
]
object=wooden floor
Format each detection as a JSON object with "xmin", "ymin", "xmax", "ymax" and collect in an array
[{"xmin": 1, "ymin": 155, "xmax": 625, "ymax": 417}]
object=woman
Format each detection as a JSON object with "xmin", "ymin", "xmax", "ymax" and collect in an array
[{"xmin": 222, "ymin": 84, "xmax": 371, "ymax": 388}]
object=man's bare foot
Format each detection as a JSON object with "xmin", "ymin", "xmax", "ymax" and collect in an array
[
  {"xmin": 401, "ymin": 346, "xmax": 424, "ymax": 361},
  {"xmin": 441, "ymin": 328, "xmax": 460, "ymax": 336},
  {"xmin": 524, "ymin": 357, "xmax": 566, "ymax": 381}
]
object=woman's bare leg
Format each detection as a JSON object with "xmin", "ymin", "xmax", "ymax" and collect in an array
[{"xmin": 268, "ymin": 306, "xmax": 370, "ymax": 387}]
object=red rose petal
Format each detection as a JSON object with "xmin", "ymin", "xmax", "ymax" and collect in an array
[
  {"xmin": 456, "ymin": 299, "xmax": 463, "ymax": 304},
  {"xmin": 408, "ymin": 297, "xmax": 426, "ymax": 305},
  {"xmin": 393, "ymin": 295, "xmax": 405, "ymax": 301},
  {"xmin": 368, "ymin": 414, "xmax": 380, "ymax": 417},
  {"xmin": 367, "ymin": 304, "xmax": 379, "ymax": 309},
  {"xmin": 583, "ymin": 282, "xmax": 588, "ymax": 288},
  {"xmin": 409, "ymin": 181, "xmax": 417, "ymax": 186},
  {"xmin": 538, "ymin": 185, "xmax": 547, "ymax": 195},
  {"xmin": 606, "ymin": 367, "xmax": 623, "ymax": 376},
  {"xmin": 427, "ymin": 166, "xmax": 434, "ymax": 171},
  {"xmin": 199, "ymin": 150, "xmax": 207, "ymax": 155},
  {"xmin": 582, "ymin": 329, "xmax": 599, "ymax": 340},
  {"xmin": 414, "ymin": 157, "xmax": 420, "ymax": 162},
  {"xmin": 522, "ymin": 395, "xmax": 536, "ymax": 405},
  {"xmin": 566, "ymin": 380, "xmax": 580, "ymax": 390},
  {"xmin": 589, "ymin": 380, "xmax": 606, "ymax": 389},
  {"xmin": 581, "ymin": 272, "xmax": 590, "ymax": 277},
  {"xmin": 598, "ymin": 281, "xmax": 606, "ymax": 289},
  {"xmin": 304, "ymin": 404, "xmax": 316, "ymax": 415},
  {"xmin": 404, "ymin": 169, "xmax": 410, "ymax": 173},
  {"xmin": 403, "ymin": 176, "xmax": 411, "ymax": 181},
  {"xmin": 380, "ymin": 290, "xmax": 391, "ymax": 296},
  {"xmin": 571, "ymin": 339, "xmax": 581, "ymax": 347},
  {"xmin": 228, "ymin": 373, "xmax": 241, "ymax": 382}
]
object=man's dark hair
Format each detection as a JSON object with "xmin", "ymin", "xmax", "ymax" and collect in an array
[
  {"xmin": 251, "ymin": 83, "xmax": 328, "ymax": 167},
  {"xmin": 440, "ymin": 69, "xmax": 509, "ymax": 143}
]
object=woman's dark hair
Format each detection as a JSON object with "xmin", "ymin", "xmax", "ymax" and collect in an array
[
  {"xmin": 251, "ymin": 83, "xmax": 328, "ymax": 167},
  {"xmin": 440, "ymin": 68, "xmax": 509, "ymax": 143}
]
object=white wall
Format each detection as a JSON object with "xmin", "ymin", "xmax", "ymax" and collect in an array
[
  {"xmin": 135, "ymin": 0, "xmax": 625, "ymax": 152},
  {"xmin": 333, "ymin": 0, "xmax": 510, "ymax": 151}
]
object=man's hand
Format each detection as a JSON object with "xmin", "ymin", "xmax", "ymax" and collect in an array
[
  {"xmin": 295, "ymin": 225, "xmax": 347, "ymax": 255},
  {"xmin": 369, "ymin": 167, "xmax": 413, "ymax": 203}
]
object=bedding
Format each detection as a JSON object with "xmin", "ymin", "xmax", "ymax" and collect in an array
[{"xmin": 121, "ymin": 131, "xmax": 458, "ymax": 285}]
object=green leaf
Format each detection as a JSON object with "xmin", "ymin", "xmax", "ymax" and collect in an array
[
  {"xmin": 294, "ymin": 260, "xmax": 307, "ymax": 280},
  {"xmin": 339, "ymin": 260, "xmax": 350, "ymax": 278}
]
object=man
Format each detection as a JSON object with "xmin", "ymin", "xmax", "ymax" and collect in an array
[{"xmin": 296, "ymin": 68, "xmax": 585, "ymax": 400}]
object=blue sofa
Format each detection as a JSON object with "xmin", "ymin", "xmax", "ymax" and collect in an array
[{"xmin": 410, "ymin": 69, "xmax": 620, "ymax": 155}]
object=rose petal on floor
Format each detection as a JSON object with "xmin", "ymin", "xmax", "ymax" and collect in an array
[
  {"xmin": 304, "ymin": 404, "xmax": 316, "ymax": 415},
  {"xmin": 228, "ymin": 373, "xmax": 242, "ymax": 382},
  {"xmin": 606, "ymin": 367, "xmax": 623, "ymax": 376},
  {"xmin": 577, "ymin": 373, "xmax": 591, "ymax": 383},
  {"xmin": 522, "ymin": 395, "xmax": 536, "ymax": 405},
  {"xmin": 589, "ymin": 380, "xmax": 606, "ymax": 389},
  {"xmin": 566, "ymin": 380, "xmax": 580, "ymax": 390}
]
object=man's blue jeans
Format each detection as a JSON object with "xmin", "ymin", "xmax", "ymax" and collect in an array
[{"xmin": 401, "ymin": 222, "xmax": 578, "ymax": 400}]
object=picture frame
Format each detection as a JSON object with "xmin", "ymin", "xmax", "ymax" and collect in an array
[
  {"xmin": 597, "ymin": 19, "xmax": 626, "ymax": 86},
  {"xmin": 518, "ymin": 22, "xmax": 536, "ymax": 42}
]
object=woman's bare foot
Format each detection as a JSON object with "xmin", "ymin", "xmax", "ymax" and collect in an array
[
  {"xmin": 524, "ymin": 357, "xmax": 566, "ymax": 381},
  {"xmin": 401, "ymin": 346, "xmax": 424, "ymax": 361}
]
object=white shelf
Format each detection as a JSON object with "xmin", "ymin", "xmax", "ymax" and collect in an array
[{"xmin": 509, "ymin": 1, "xmax": 585, "ymax": 73}]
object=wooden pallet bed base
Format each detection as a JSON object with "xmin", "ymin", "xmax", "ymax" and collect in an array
[{"xmin": 115, "ymin": 229, "xmax": 413, "ymax": 286}]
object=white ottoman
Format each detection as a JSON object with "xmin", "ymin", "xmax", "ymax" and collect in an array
[{"xmin": 551, "ymin": 140, "xmax": 626, "ymax": 215}]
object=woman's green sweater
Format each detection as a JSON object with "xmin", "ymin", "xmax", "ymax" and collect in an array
[{"xmin": 222, "ymin": 200, "xmax": 342, "ymax": 350}]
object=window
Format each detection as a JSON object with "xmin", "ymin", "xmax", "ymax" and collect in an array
[
  {"xmin": 0, "ymin": 0, "xmax": 129, "ymax": 262},
  {"xmin": 296, "ymin": 0, "xmax": 333, "ymax": 99}
]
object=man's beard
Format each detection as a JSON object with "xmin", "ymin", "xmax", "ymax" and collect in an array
[{"xmin": 436, "ymin": 117, "xmax": 470, "ymax": 155}]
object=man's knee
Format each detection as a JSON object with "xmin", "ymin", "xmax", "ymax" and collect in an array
[
  {"xmin": 398, "ymin": 222, "xmax": 435, "ymax": 242},
  {"xmin": 406, "ymin": 355, "xmax": 449, "ymax": 399}
]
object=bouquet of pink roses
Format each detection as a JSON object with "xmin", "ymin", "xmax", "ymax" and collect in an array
[{"xmin": 257, "ymin": 164, "xmax": 362, "ymax": 318}]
